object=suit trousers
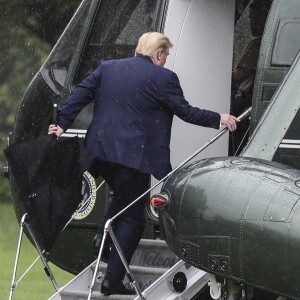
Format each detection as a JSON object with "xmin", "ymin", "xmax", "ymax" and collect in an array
[{"xmin": 89, "ymin": 160, "xmax": 150, "ymax": 279}]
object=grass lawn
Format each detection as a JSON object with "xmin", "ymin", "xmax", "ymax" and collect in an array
[{"xmin": 0, "ymin": 202, "xmax": 74, "ymax": 300}]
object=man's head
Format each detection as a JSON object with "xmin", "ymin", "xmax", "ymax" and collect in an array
[{"xmin": 135, "ymin": 32, "xmax": 173, "ymax": 67}]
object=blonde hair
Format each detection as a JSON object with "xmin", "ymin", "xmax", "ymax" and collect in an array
[{"xmin": 135, "ymin": 32, "xmax": 173, "ymax": 58}]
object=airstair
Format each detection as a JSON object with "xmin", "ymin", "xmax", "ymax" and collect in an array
[{"xmin": 49, "ymin": 239, "xmax": 209, "ymax": 300}]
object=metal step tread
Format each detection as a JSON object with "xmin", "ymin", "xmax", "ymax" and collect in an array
[
  {"xmin": 60, "ymin": 289, "xmax": 136, "ymax": 300},
  {"xmin": 49, "ymin": 239, "xmax": 178, "ymax": 300},
  {"xmin": 128, "ymin": 264, "xmax": 168, "ymax": 274},
  {"xmin": 93, "ymin": 263, "xmax": 168, "ymax": 275},
  {"xmin": 138, "ymin": 238, "xmax": 169, "ymax": 248},
  {"xmin": 133, "ymin": 260, "xmax": 209, "ymax": 300}
]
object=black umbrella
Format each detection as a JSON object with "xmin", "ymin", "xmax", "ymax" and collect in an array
[{"xmin": 4, "ymin": 134, "xmax": 83, "ymax": 252}]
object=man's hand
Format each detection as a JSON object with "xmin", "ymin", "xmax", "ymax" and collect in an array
[
  {"xmin": 48, "ymin": 124, "xmax": 64, "ymax": 137},
  {"xmin": 220, "ymin": 114, "xmax": 239, "ymax": 132}
]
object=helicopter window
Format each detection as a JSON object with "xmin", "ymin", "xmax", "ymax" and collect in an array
[
  {"xmin": 74, "ymin": 0, "xmax": 162, "ymax": 84},
  {"xmin": 230, "ymin": 0, "xmax": 272, "ymax": 155},
  {"xmin": 51, "ymin": 67, "xmax": 67, "ymax": 87},
  {"xmin": 271, "ymin": 19, "xmax": 300, "ymax": 67},
  {"xmin": 41, "ymin": 0, "xmax": 94, "ymax": 93}
]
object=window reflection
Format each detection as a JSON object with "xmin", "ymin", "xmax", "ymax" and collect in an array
[
  {"xmin": 75, "ymin": 0, "xmax": 159, "ymax": 84},
  {"xmin": 41, "ymin": 1, "xmax": 93, "ymax": 93}
]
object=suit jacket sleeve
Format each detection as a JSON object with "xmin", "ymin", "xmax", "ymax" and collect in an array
[
  {"xmin": 159, "ymin": 71, "xmax": 221, "ymax": 129},
  {"xmin": 57, "ymin": 65, "xmax": 103, "ymax": 131}
]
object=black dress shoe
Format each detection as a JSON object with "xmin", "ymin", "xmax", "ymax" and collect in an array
[
  {"xmin": 92, "ymin": 233, "xmax": 112, "ymax": 262},
  {"xmin": 101, "ymin": 277, "xmax": 136, "ymax": 296}
]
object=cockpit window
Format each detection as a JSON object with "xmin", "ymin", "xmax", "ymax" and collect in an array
[
  {"xmin": 271, "ymin": 19, "xmax": 300, "ymax": 66},
  {"xmin": 41, "ymin": 1, "xmax": 93, "ymax": 94},
  {"xmin": 74, "ymin": 0, "xmax": 161, "ymax": 84},
  {"xmin": 40, "ymin": 0, "xmax": 163, "ymax": 94}
]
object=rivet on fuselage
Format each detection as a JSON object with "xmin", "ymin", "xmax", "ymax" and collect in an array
[
  {"xmin": 211, "ymin": 259, "xmax": 218, "ymax": 270},
  {"xmin": 220, "ymin": 260, "xmax": 228, "ymax": 271}
]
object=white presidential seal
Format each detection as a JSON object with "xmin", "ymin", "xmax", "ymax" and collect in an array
[{"xmin": 74, "ymin": 171, "xmax": 97, "ymax": 220}]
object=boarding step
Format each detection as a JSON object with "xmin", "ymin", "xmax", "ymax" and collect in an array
[
  {"xmin": 92, "ymin": 264, "xmax": 168, "ymax": 291},
  {"xmin": 59, "ymin": 290, "xmax": 135, "ymax": 300},
  {"xmin": 127, "ymin": 239, "xmax": 178, "ymax": 268},
  {"xmin": 56, "ymin": 262, "xmax": 209, "ymax": 300},
  {"xmin": 49, "ymin": 239, "xmax": 178, "ymax": 300},
  {"xmin": 57, "ymin": 263, "xmax": 168, "ymax": 300},
  {"xmin": 133, "ymin": 260, "xmax": 209, "ymax": 300}
]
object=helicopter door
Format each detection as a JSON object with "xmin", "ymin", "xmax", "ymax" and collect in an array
[
  {"xmin": 41, "ymin": 0, "xmax": 168, "ymax": 273},
  {"xmin": 164, "ymin": 0, "xmax": 235, "ymax": 167},
  {"xmin": 251, "ymin": 0, "xmax": 300, "ymax": 168}
]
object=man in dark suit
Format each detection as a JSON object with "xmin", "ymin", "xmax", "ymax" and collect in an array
[{"xmin": 49, "ymin": 32, "xmax": 238, "ymax": 295}]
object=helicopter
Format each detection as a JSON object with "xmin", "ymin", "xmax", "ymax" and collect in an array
[
  {"xmin": 150, "ymin": 0, "xmax": 300, "ymax": 299},
  {"xmin": 4, "ymin": 0, "xmax": 300, "ymax": 297}
]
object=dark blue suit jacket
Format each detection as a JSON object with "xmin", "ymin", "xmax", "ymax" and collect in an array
[{"xmin": 57, "ymin": 55, "xmax": 220, "ymax": 179}]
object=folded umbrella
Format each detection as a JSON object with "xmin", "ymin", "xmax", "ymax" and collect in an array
[{"xmin": 5, "ymin": 134, "xmax": 83, "ymax": 252}]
